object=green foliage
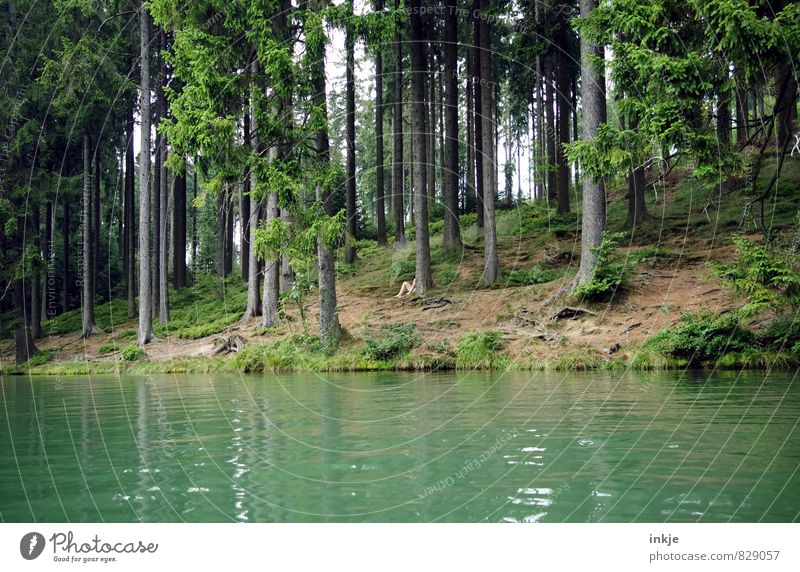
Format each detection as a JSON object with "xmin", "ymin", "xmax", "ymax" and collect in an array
[
  {"xmin": 436, "ymin": 269, "xmax": 459, "ymax": 287},
  {"xmin": 502, "ymin": 266, "xmax": 560, "ymax": 287},
  {"xmin": 364, "ymin": 323, "xmax": 422, "ymax": 361},
  {"xmin": 455, "ymin": 331, "xmax": 506, "ymax": 370},
  {"xmin": 24, "ymin": 350, "xmax": 53, "ymax": 368},
  {"xmin": 758, "ymin": 316, "xmax": 800, "ymax": 350},
  {"xmin": 458, "ymin": 213, "xmax": 477, "ymax": 229},
  {"xmin": 644, "ymin": 311, "xmax": 753, "ymax": 366},
  {"xmin": 574, "ymin": 232, "xmax": 632, "ymax": 301},
  {"xmin": 711, "ymin": 236, "xmax": 800, "ymax": 317},
  {"xmin": 121, "ymin": 344, "xmax": 145, "ymax": 362},
  {"xmin": 98, "ymin": 341, "xmax": 118, "ymax": 355}
]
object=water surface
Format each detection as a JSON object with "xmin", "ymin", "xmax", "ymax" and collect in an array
[{"xmin": 1, "ymin": 370, "xmax": 798, "ymax": 522}]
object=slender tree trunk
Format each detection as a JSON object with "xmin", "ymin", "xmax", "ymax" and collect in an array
[
  {"xmin": 125, "ymin": 115, "xmax": 136, "ymax": 318},
  {"xmin": 310, "ymin": 4, "xmax": 340, "ymax": 349},
  {"xmin": 191, "ymin": 158, "xmax": 198, "ymax": 279},
  {"xmin": 544, "ymin": 56, "xmax": 557, "ymax": 204},
  {"xmin": 717, "ymin": 83, "xmax": 731, "ymax": 148},
  {"xmin": 12, "ymin": 269, "xmax": 38, "ymax": 364},
  {"xmin": 217, "ymin": 184, "xmax": 227, "ymax": 277},
  {"xmin": 479, "ymin": 0, "xmax": 499, "ymax": 285},
  {"xmin": 375, "ymin": 2, "xmax": 387, "ymax": 246},
  {"xmin": 392, "ymin": 0, "xmax": 405, "ymax": 245},
  {"xmin": 426, "ymin": 52, "xmax": 435, "ymax": 213},
  {"xmin": 261, "ymin": 170, "xmax": 280, "ymax": 327},
  {"xmin": 241, "ymin": 110, "xmax": 251, "ymax": 281},
  {"xmin": 44, "ymin": 201, "xmax": 53, "ymax": 321},
  {"xmin": 137, "ymin": 3, "xmax": 154, "ymax": 346},
  {"xmin": 575, "ymin": 0, "xmax": 607, "ymax": 289},
  {"xmin": 158, "ymin": 30, "xmax": 169, "ymax": 323},
  {"xmin": 735, "ymin": 83, "xmax": 749, "ymax": 145},
  {"xmin": 443, "ymin": 0, "xmax": 461, "ymax": 251},
  {"xmin": 225, "ymin": 186, "xmax": 234, "ymax": 276},
  {"xmin": 409, "ymin": 0, "xmax": 433, "ymax": 294},
  {"xmin": 62, "ymin": 199, "xmax": 70, "ymax": 314},
  {"xmin": 152, "ymin": 114, "xmax": 161, "ymax": 320},
  {"xmin": 93, "ymin": 142, "xmax": 100, "ymax": 305},
  {"xmin": 465, "ymin": 53, "xmax": 476, "ymax": 214},
  {"xmin": 473, "ymin": 0, "xmax": 484, "ymax": 228},
  {"xmin": 81, "ymin": 133, "xmax": 97, "ymax": 338},
  {"xmin": 31, "ymin": 202, "xmax": 42, "ymax": 339},
  {"xmin": 571, "ymin": 75, "xmax": 579, "ymax": 193},
  {"xmin": 243, "ymin": 69, "xmax": 262, "ymax": 321},
  {"xmin": 173, "ymin": 158, "xmax": 187, "ymax": 289},
  {"xmin": 344, "ymin": 17, "xmax": 358, "ymax": 264},
  {"xmin": 776, "ymin": 60, "xmax": 798, "ymax": 149},
  {"xmin": 556, "ymin": 31, "xmax": 571, "ymax": 215}
]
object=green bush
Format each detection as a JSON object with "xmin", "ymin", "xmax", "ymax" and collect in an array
[
  {"xmin": 455, "ymin": 330, "xmax": 506, "ymax": 369},
  {"xmin": 121, "ymin": 344, "xmax": 145, "ymax": 362},
  {"xmin": 437, "ymin": 269, "xmax": 459, "ymax": 286},
  {"xmin": 458, "ymin": 212, "xmax": 477, "ymax": 228},
  {"xmin": 429, "ymin": 220, "xmax": 444, "ymax": 234},
  {"xmin": 573, "ymin": 231, "xmax": 632, "ymax": 301},
  {"xmin": 364, "ymin": 323, "xmax": 422, "ymax": 361},
  {"xmin": 98, "ymin": 341, "xmax": 118, "ymax": 354},
  {"xmin": 644, "ymin": 311, "xmax": 753, "ymax": 366},
  {"xmin": 711, "ymin": 236, "xmax": 800, "ymax": 317},
  {"xmin": 502, "ymin": 266, "xmax": 559, "ymax": 286}
]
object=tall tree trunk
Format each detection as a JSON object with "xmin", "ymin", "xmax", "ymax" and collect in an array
[
  {"xmin": 173, "ymin": 158, "xmax": 187, "ymax": 289},
  {"xmin": 571, "ymin": 75, "xmax": 579, "ymax": 193},
  {"xmin": 242, "ymin": 72, "xmax": 262, "ymax": 321},
  {"xmin": 575, "ymin": 0, "xmax": 607, "ymax": 289},
  {"xmin": 12, "ymin": 268, "xmax": 38, "ymax": 364},
  {"xmin": 473, "ymin": 0, "xmax": 484, "ymax": 228},
  {"xmin": 81, "ymin": 133, "xmax": 97, "ymax": 338},
  {"xmin": 137, "ymin": 3, "xmax": 154, "ymax": 346},
  {"xmin": 261, "ymin": 168, "xmax": 280, "ymax": 327},
  {"xmin": 735, "ymin": 84, "xmax": 749, "ymax": 145},
  {"xmin": 465, "ymin": 51, "xmax": 476, "ymax": 214},
  {"xmin": 717, "ymin": 82, "xmax": 731, "ymax": 148},
  {"xmin": 624, "ymin": 114, "xmax": 649, "ymax": 229},
  {"xmin": 776, "ymin": 60, "xmax": 798, "ymax": 149},
  {"xmin": 310, "ymin": 3, "xmax": 341, "ymax": 349},
  {"xmin": 158, "ymin": 29, "xmax": 169, "ymax": 323},
  {"xmin": 344, "ymin": 16, "xmax": 358, "ymax": 264},
  {"xmin": 217, "ymin": 184, "xmax": 227, "ymax": 277},
  {"xmin": 479, "ymin": 0, "xmax": 499, "ymax": 285},
  {"xmin": 426, "ymin": 52, "xmax": 435, "ymax": 212},
  {"xmin": 125, "ymin": 115, "xmax": 136, "ymax": 318},
  {"xmin": 544, "ymin": 56, "xmax": 557, "ymax": 204},
  {"xmin": 62, "ymin": 198, "xmax": 70, "ymax": 314},
  {"xmin": 191, "ymin": 158, "xmax": 198, "ymax": 279},
  {"xmin": 31, "ymin": 202, "xmax": 42, "ymax": 339},
  {"xmin": 44, "ymin": 201, "xmax": 53, "ymax": 320},
  {"xmin": 375, "ymin": 2, "xmax": 387, "ymax": 246},
  {"xmin": 392, "ymin": 0, "xmax": 405, "ymax": 245},
  {"xmin": 225, "ymin": 186, "xmax": 234, "ymax": 276},
  {"xmin": 555, "ymin": 31, "xmax": 571, "ymax": 215},
  {"xmin": 152, "ymin": 113, "xmax": 161, "ymax": 320},
  {"xmin": 409, "ymin": 0, "xmax": 433, "ymax": 294},
  {"xmin": 93, "ymin": 142, "xmax": 100, "ymax": 305},
  {"xmin": 443, "ymin": 0, "xmax": 461, "ymax": 251},
  {"xmin": 240, "ymin": 110, "xmax": 251, "ymax": 282}
]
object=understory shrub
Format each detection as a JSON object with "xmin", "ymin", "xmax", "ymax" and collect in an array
[
  {"xmin": 455, "ymin": 330, "xmax": 506, "ymax": 369},
  {"xmin": 573, "ymin": 231, "xmax": 632, "ymax": 301},
  {"xmin": 711, "ymin": 236, "xmax": 800, "ymax": 317},
  {"xmin": 364, "ymin": 323, "xmax": 422, "ymax": 361},
  {"xmin": 121, "ymin": 344, "xmax": 145, "ymax": 362},
  {"xmin": 502, "ymin": 265, "xmax": 559, "ymax": 286}
]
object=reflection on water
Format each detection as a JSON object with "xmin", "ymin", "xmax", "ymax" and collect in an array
[{"xmin": 0, "ymin": 370, "xmax": 798, "ymax": 522}]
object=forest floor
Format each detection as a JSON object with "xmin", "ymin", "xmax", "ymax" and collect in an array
[{"xmin": 3, "ymin": 157, "xmax": 800, "ymax": 374}]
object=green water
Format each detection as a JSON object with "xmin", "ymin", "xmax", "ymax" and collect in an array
[{"xmin": 1, "ymin": 370, "xmax": 798, "ymax": 522}]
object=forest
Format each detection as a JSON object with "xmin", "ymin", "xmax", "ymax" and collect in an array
[{"xmin": 1, "ymin": 0, "xmax": 799, "ymax": 372}]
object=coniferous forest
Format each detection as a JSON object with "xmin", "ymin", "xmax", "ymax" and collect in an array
[{"xmin": 1, "ymin": 0, "xmax": 799, "ymax": 372}]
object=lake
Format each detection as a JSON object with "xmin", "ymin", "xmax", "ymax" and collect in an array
[{"xmin": 1, "ymin": 370, "xmax": 798, "ymax": 522}]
